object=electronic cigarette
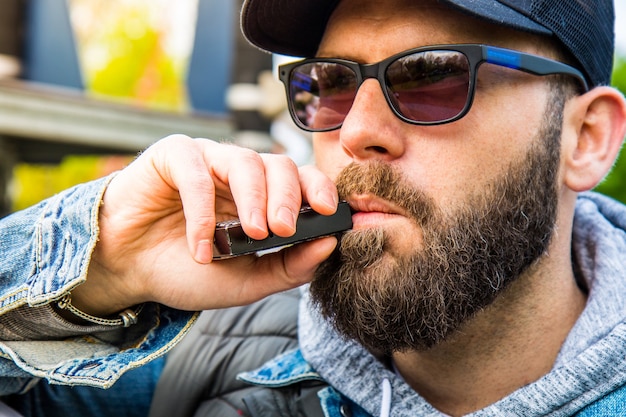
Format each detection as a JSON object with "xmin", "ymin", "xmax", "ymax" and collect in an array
[{"xmin": 213, "ymin": 201, "xmax": 352, "ymax": 259}]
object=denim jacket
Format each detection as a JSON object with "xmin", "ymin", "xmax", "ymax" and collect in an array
[
  {"xmin": 0, "ymin": 176, "xmax": 197, "ymax": 395},
  {"xmin": 238, "ymin": 348, "xmax": 370, "ymax": 417}
]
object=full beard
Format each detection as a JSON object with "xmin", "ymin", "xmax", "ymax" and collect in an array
[{"xmin": 310, "ymin": 111, "xmax": 562, "ymax": 354}]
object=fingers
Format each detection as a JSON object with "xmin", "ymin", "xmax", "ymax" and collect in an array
[
  {"xmin": 256, "ymin": 155, "xmax": 338, "ymax": 238},
  {"xmin": 217, "ymin": 150, "xmax": 303, "ymax": 239},
  {"xmin": 210, "ymin": 144, "xmax": 271, "ymax": 240},
  {"xmin": 298, "ymin": 165, "xmax": 339, "ymax": 215},
  {"xmin": 204, "ymin": 144, "xmax": 338, "ymax": 239},
  {"xmin": 147, "ymin": 136, "xmax": 338, "ymax": 264},
  {"xmin": 261, "ymin": 153, "xmax": 301, "ymax": 237},
  {"xmin": 143, "ymin": 136, "xmax": 218, "ymax": 263}
]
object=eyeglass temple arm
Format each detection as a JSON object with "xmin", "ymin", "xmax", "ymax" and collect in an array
[{"xmin": 484, "ymin": 46, "xmax": 589, "ymax": 91}]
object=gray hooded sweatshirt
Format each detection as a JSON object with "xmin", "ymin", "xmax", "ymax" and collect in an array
[{"xmin": 299, "ymin": 192, "xmax": 626, "ymax": 416}]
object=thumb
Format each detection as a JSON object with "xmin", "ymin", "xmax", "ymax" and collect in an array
[
  {"xmin": 238, "ymin": 236, "xmax": 339, "ymax": 303},
  {"xmin": 281, "ymin": 236, "xmax": 338, "ymax": 286}
]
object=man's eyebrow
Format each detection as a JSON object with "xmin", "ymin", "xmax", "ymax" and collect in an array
[
  {"xmin": 315, "ymin": 54, "xmax": 351, "ymax": 60},
  {"xmin": 315, "ymin": 49, "xmax": 365, "ymax": 61}
]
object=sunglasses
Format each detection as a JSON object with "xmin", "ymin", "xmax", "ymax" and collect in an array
[{"xmin": 278, "ymin": 44, "xmax": 589, "ymax": 132}]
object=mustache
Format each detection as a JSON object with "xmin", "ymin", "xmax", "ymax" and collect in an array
[{"xmin": 334, "ymin": 161, "xmax": 436, "ymax": 226}]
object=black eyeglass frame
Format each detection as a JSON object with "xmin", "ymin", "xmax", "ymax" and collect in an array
[{"xmin": 278, "ymin": 44, "xmax": 589, "ymax": 132}]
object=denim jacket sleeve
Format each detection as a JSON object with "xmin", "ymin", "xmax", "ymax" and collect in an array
[{"xmin": 0, "ymin": 175, "xmax": 197, "ymax": 395}]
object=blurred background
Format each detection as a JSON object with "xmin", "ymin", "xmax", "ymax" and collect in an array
[{"xmin": 0, "ymin": 0, "xmax": 624, "ymax": 217}]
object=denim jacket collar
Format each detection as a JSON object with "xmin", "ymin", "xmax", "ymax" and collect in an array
[
  {"xmin": 238, "ymin": 348, "xmax": 371, "ymax": 417},
  {"xmin": 237, "ymin": 348, "xmax": 322, "ymax": 387}
]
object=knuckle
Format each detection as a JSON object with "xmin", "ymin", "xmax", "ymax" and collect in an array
[
  {"xmin": 160, "ymin": 133, "xmax": 194, "ymax": 147},
  {"xmin": 237, "ymin": 146, "xmax": 264, "ymax": 164},
  {"xmin": 264, "ymin": 153, "xmax": 298, "ymax": 171}
]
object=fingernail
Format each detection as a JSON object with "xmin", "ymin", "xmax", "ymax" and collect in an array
[
  {"xmin": 195, "ymin": 239, "xmax": 212, "ymax": 264},
  {"xmin": 319, "ymin": 190, "xmax": 338, "ymax": 210},
  {"xmin": 250, "ymin": 208, "xmax": 267, "ymax": 234},
  {"xmin": 278, "ymin": 206, "xmax": 296, "ymax": 230}
]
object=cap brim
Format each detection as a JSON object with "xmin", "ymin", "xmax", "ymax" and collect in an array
[{"xmin": 241, "ymin": 0, "xmax": 552, "ymax": 57}]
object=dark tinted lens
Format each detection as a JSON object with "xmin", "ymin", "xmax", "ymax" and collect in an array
[
  {"xmin": 289, "ymin": 62, "xmax": 358, "ymax": 130},
  {"xmin": 385, "ymin": 51, "xmax": 471, "ymax": 123}
]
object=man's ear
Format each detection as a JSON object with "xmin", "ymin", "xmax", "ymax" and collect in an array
[{"xmin": 561, "ymin": 86, "xmax": 626, "ymax": 192}]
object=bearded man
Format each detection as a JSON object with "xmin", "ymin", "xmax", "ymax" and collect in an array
[{"xmin": 1, "ymin": 0, "xmax": 625, "ymax": 416}]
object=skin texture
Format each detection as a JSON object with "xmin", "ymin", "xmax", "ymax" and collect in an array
[{"xmin": 74, "ymin": 0, "xmax": 626, "ymax": 414}]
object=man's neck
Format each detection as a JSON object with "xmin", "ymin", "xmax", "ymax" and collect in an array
[{"xmin": 392, "ymin": 256, "xmax": 587, "ymax": 416}]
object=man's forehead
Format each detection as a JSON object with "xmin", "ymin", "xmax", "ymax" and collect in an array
[
  {"xmin": 317, "ymin": 0, "xmax": 542, "ymax": 60},
  {"xmin": 325, "ymin": 0, "xmax": 452, "ymax": 29}
]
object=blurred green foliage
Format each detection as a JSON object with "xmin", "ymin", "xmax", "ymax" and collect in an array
[
  {"xmin": 12, "ymin": 156, "xmax": 132, "ymax": 212},
  {"xmin": 71, "ymin": 0, "xmax": 192, "ymax": 111},
  {"xmin": 86, "ymin": 10, "xmax": 187, "ymax": 111},
  {"xmin": 594, "ymin": 55, "xmax": 626, "ymax": 203},
  {"xmin": 9, "ymin": 1, "xmax": 191, "ymax": 214}
]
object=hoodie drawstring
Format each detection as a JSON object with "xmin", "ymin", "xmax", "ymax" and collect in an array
[{"xmin": 380, "ymin": 378, "xmax": 392, "ymax": 417}]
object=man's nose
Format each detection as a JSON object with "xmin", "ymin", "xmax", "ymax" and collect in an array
[{"xmin": 338, "ymin": 79, "xmax": 408, "ymax": 162}]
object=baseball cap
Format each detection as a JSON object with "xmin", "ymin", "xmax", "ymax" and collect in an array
[{"xmin": 240, "ymin": 0, "xmax": 614, "ymax": 87}]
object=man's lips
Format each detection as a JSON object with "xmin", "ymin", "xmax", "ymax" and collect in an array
[{"xmin": 346, "ymin": 195, "xmax": 408, "ymax": 228}]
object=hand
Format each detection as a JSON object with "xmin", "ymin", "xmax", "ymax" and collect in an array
[{"xmin": 71, "ymin": 135, "xmax": 339, "ymax": 316}]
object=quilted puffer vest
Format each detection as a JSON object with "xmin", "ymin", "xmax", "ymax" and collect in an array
[{"xmin": 148, "ymin": 289, "xmax": 329, "ymax": 417}]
